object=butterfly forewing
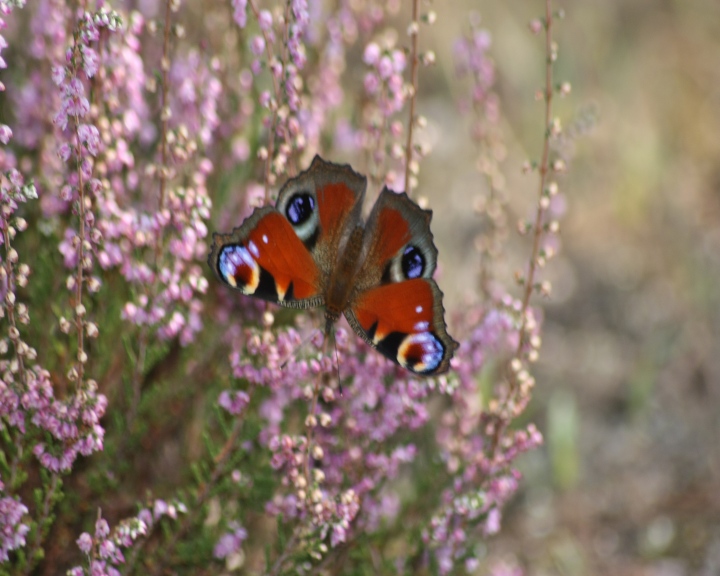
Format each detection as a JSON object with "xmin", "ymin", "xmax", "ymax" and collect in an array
[{"xmin": 209, "ymin": 207, "xmax": 324, "ymax": 308}]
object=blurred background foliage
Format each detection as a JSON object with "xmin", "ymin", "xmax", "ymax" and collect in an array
[{"xmin": 417, "ymin": 0, "xmax": 720, "ymax": 574}]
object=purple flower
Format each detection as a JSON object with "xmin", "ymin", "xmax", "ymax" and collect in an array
[
  {"xmin": 77, "ymin": 531, "xmax": 93, "ymax": 554},
  {"xmin": 0, "ymin": 124, "xmax": 11, "ymax": 144},
  {"xmin": 250, "ymin": 35, "xmax": 265, "ymax": 56},
  {"xmin": 232, "ymin": 0, "xmax": 247, "ymax": 28},
  {"xmin": 78, "ymin": 124, "xmax": 101, "ymax": 156},
  {"xmin": 258, "ymin": 10, "xmax": 272, "ymax": 31},
  {"xmin": 218, "ymin": 390, "xmax": 250, "ymax": 416},
  {"xmin": 95, "ymin": 518, "xmax": 110, "ymax": 539},
  {"xmin": 0, "ymin": 496, "xmax": 29, "ymax": 562},
  {"xmin": 213, "ymin": 525, "xmax": 248, "ymax": 559},
  {"xmin": 363, "ymin": 42, "xmax": 380, "ymax": 65}
]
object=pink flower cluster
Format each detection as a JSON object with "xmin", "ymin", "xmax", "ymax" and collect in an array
[
  {"xmin": 0, "ymin": 489, "xmax": 29, "ymax": 563},
  {"xmin": 423, "ymin": 299, "xmax": 544, "ymax": 571},
  {"xmin": 0, "ymin": 167, "xmax": 106, "ymax": 475},
  {"xmin": 73, "ymin": 13, "xmax": 216, "ymax": 346},
  {"xmin": 68, "ymin": 500, "xmax": 184, "ymax": 576}
]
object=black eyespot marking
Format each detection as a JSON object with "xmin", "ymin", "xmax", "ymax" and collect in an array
[
  {"xmin": 401, "ymin": 245, "xmax": 425, "ymax": 279},
  {"xmin": 286, "ymin": 192, "xmax": 315, "ymax": 225}
]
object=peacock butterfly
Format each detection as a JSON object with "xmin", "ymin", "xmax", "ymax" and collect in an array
[{"xmin": 208, "ymin": 156, "xmax": 458, "ymax": 375}]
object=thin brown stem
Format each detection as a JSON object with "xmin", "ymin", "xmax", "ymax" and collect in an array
[
  {"xmin": 74, "ymin": 111, "xmax": 86, "ymax": 388},
  {"xmin": 488, "ymin": 0, "xmax": 557, "ymax": 455},
  {"xmin": 515, "ymin": 0, "xmax": 554, "ymax": 368},
  {"xmin": 304, "ymin": 335, "xmax": 330, "ymax": 489},
  {"xmin": 157, "ymin": 0, "xmax": 173, "ymax": 216},
  {"xmin": 404, "ymin": 0, "xmax": 420, "ymax": 195}
]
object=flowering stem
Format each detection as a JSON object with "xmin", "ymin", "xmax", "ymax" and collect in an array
[
  {"xmin": 127, "ymin": 0, "xmax": 174, "ymax": 432},
  {"xmin": 157, "ymin": 0, "xmax": 173, "ymax": 215},
  {"xmin": 23, "ymin": 473, "xmax": 59, "ymax": 575},
  {"xmin": 73, "ymin": 113, "xmax": 87, "ymax": 387},
  {"xmin": 485, "ymin": 0, "xmax": 557, "ymax": 465},
  {"xmin": 304, "ymin": 335, "xmax": 330, "ymax": 490},
  {"xmin": 1, "ymin": 221, "xmax": 25, "ymax": 489},
  {"xmin": 248, "ymin": 0, "xmax": 281, "ymax": 200},
  {"xmin": 404, "ymin": 0, "xmax": 419, "ymax": 195},
  {"xmin": 515, "ymin": 0, "xmax": 555, "ymax": 363},
  {"xmin": 145, "ymin": 418, "xmax": 244, "ymax": 575},
  {"xmin": 1, "ymin": 226, "xmax": 26, "ymax": 383}
]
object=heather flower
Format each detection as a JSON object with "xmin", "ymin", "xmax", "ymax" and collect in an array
[
  {"xmin": 0, "ymin": 495, "xmax": 29, "ymax": 562},
  {"xmin": 218, "ymin": 389, "xmax": 250, "ymax": 416},
  {"xmin": 213, "ymin": 523, "xmax": 247, "ymax": 559},
  {"xmin": 77, "ymin": 532, "xmax": 92, "ymax": 554}
]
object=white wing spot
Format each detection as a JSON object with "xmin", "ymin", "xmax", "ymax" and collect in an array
[
  {"xmin": 262, "ymin": 234, "xmax": 269, "ymax": 244},
  {"xmin": 415, "ymin": 305, "xmax": 423, "ymax": 313}
]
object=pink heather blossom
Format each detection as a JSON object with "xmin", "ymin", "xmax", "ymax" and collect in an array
[
  {"xmin": 258, "ymin": 10, "xmax": 272, "ymax": 31},
  {"xmin": 213, "ymin": 524, "xmax": 247, "ymax": 559},
  {"xmin": 250, "ymin": 35, "xmax": 265, "ymax": 56},
  {"xmin": 77, "ymin": 532, "xmax": 93, "ymax": 554},
  {"xmin": 232, "ymin": 0, "xmax": 247, "ymax": 28},
  {"xmin": 0, "ymin": 496, "xmax": 29, "ymax": 562},
  {"xmin": 377, "ymin": 55, "xmax": 393, "ymax": 78},
  {"xmin": 218, "ymin": 390, "xmax": 250, "ymax": 416},
  {"xmin": 0, "ymin": 124, "xmax": 11, "ymax": 144},
  {"xmin": 363, "ymin": 42, "xmax": 380, "ymax": 65},
  {"xmin": 363, "ymin": 72, "xmax": 379, "ymax": 94}
]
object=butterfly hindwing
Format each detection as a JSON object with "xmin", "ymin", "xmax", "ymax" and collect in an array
[
  {"xmin": 345, "ymin": 278, "xmax": 457, "ymax": 375},
  {"xmin": 345, "ymin": 190, "xmax": 457, "ymax": 375}
]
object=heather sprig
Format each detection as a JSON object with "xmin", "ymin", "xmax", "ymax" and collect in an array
[
  {"xmin": 454, "ymin": 13, "xmax": 508, "ymax": 297},
  {"xmin": 68, "ymin": 501, "xmax": 186, "ymax": 576}
]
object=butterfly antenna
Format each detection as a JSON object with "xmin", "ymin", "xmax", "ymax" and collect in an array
[{"xmin": 333, "ymin": 330, "xmax": 343, "ymax": 396}]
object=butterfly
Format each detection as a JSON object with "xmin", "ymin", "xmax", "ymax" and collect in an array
[{"xmin": 208, "ymin": 156, "xmax": 458, "ymax": 375}]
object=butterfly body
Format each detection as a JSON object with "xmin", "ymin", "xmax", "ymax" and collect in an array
[{"xmin": 209, "ymin": 156, "xmax": 458, "ymax": 375}]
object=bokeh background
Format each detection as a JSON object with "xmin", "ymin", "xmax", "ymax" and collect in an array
[{"xmin": 417, "ymin": 1, "xmax": 720, "ymax": 574}]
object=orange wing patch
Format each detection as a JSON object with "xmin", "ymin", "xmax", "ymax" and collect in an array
[
  {"xmin": 246, "ymin": 212, "xmax": 319, "ymax": 300},
  {"xmin": 317, "ymin": 182, "xmax": 358, "ymax": 241},
  {"xmin": 352, "ymin": 278, "xmax": 434, "ymax": 343},
  {"xmin": 375, "ymin": 208, "xmax": 410, "ymax": 265}
]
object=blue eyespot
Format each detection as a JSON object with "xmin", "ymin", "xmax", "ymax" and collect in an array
[
  {"xmin": 286, "ymin": 192, "xmax": 315, "ymax": 225},
  {"xmin": 401, "ymin": 245, "xmax": 425, "ymax": 279},
  {"xmin": 398, "ymin": 331, "xmax": 444, "ymax": 373}
]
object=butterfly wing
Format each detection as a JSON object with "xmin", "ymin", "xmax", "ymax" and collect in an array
[
  {"xmin": 344, "ymin": 189, "xmax": 458, "ymax": 375},
  {"xmin": 208, "ymin": 156, "xmax": 366, "ymax": 309},
  {"xmin": 209, "ymin": 206, "xmax": 324, "ymax": 307}
]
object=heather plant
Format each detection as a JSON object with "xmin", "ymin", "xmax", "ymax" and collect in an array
[{"xmin": 0, "ymin": 0, "xmax": 571, "ymax": 574}]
